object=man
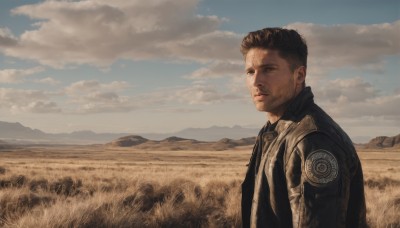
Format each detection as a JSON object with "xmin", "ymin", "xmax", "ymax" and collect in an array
[{"xmin": 240, "ymin": 28, "xmax": 367, "ymax": 228}]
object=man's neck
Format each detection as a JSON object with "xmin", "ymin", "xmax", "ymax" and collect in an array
[
  {"xmin": 265, "ymin": 101, "xmax": 287, "ymax": 123},
  {"xmin": 266, "ymin": 112, "xmax": 282, "ymax": 124}
]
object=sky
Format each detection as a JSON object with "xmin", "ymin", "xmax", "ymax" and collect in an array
[{"xmin": 0, "ymin": 0, "xmax": 399, "ymax": 142}]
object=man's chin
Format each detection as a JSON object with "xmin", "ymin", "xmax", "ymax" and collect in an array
[{"xmin": 255, "ymin": 105, "xmax": 270, "ymax": 112}]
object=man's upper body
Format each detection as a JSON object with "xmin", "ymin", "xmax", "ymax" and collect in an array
[{"xmin": 240, "ymin": 28, "xmax": 367, "ymax": 228}]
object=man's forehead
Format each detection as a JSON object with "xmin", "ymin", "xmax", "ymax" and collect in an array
[{"xmin": 245, "ymin": 49, "xmax": 281, "ymax": 68}]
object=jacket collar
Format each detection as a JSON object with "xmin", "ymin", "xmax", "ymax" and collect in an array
[
  {"xmin": 283, "ymin": 86, "xmax": 314, "ymax": 118},
  {"xmin": 275, "ymin": 86, "xmax": 314, "ymax": 134}
]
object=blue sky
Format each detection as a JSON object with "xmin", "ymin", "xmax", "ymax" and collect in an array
[{"xmin": 0, "ymin": 0, "xmax": 399, "ymax": 142}]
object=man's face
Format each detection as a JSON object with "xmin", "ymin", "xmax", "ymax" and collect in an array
[{"xmin": 245, "ymin": 48, "xmax": 300, "ymax": 115}]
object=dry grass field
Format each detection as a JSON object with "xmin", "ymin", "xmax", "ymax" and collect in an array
[{"xmin": 0, "ymin": 145, "xmax": 399, "ymax": 228}]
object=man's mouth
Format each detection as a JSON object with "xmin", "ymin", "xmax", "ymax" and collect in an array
[
  {"xmin": 254, "ymin": 92, "xmax": 268, "ymax": 97},
  {"xmin": 254, "ymin": 93, "xmax": 269, "ymax": 101}
]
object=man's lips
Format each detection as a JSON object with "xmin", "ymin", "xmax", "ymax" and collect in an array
[{"xmin": 254, "ymin": 93, "xmax": 269, "ymax": 100}]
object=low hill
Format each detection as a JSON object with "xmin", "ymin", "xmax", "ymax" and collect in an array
[
  {"xmin": 365, "ymin": 134, "xmax": 400, "ymax": 149},
  {"xmin": 108, "ymin": 135, "xmax": 148, "ymax": 147},
  {"xmin": 107, "ymin": 135, "xmax": 256, "ymax": 151}
]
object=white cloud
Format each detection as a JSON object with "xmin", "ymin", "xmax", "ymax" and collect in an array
[
  {"xmin": 0, "ymin": 87, "xmax": 61, "ymax": 113},
  {"xmin": 184, "ymin": 61, "xmax": 243, "ymax": 79},
  {"xmin": 65, "ymin": 80, "xmax": 130, "ymax": 95},
  {"xmin": 166, "ymin": 30, "xmax": 242, "ymax": 63},
  {"xmin": 64, "ymin": 80, "xmax": 134, "ymax": 113},
  {"xmin": 312, "ymin": 77, "xmax": 400, "ymax": 120},
  {"xmin": 2, "ymin": 0, "xmax": 241, "ymax": 67},
  {"xmin": 0, "ymin": 27, "xmax": 17, "ymax": 47},
  {"xmin": 1, "ymin": 2, "xmax": 398, "ymax": 123},
  {"xmin": 287, "ymin": 21, "xmax": 400, "ymax": 70},
  {"xmin": 0, "ymin": 79, "xmax": 243, "ymax": 123},
  {"xmin": 65, "ymin": 80, "xmax": 101, "ymax": 94},
  {"xmin": 152, "ymin": 108, "xmax": 203, "ymax": 113},
  {"xmin": 0, "ymin": 88, "xmax": 47, "ymax": 104},
  {"xmin": 0, "ymin": 66, "xmax": 45, "ymax": 83},
  {"xmin": 313, "ymin": 77, "xmax": 378, "ymax": 103},
  {"xmin": 174, "ymin": 84, "xmax": 241, "ymax": 105},
  {"xmin": 0, "ymin": 80, "xmax": 135, "ymax": 114},
  {"xmin": 322, "ymin": 93, "xmax": 400, "ymax": 119},
  {"xmin": 35, "ymin": 77, "xmax": 61, "ymax": 85},
  {"xmin": 2, "ymin": 0, "xmax": 397, "ymax": 80},
  {"xmin": 76, "ymin": 96, "xmax": 135, "ymax": 114},
  {"xmin": 14, "ymin": 101, "xmax": 61, "ymax": 113},
  {"xmin": 228, "ymin": 74, "xmax": 248, "ymax": 96}
]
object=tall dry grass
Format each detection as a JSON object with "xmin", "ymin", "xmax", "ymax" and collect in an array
[
  {"xmin": 0, "ymin": 146, "xmax": 399, "ymax": 227},
  {"xmin": 0, "ymin": 172, "xmax": 241, "ymax": 227}
]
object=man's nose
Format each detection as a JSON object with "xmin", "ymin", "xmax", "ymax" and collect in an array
[{"xmin": 252, "ymin": 71, "xmax": 263, "ymax": 87}]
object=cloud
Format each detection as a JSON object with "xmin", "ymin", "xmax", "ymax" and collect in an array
[
  {"xmin": 0, "ymin": 28, "xmax": 17, "ymax": 47},
  {"xmin": 64, "ymin": 80, "xmax": 134, "ymax": 113},
  {"xmin": 34, "ymin": 77, "xmax": 61, "ymax": 85},
  {"xmin": 123, "ymin": 82, "xmax": 243, "ymax": 108},
  {"xmin": 0, "ymin": 80, "xmax": 135, "ymax": 114},
  {"xmin": 312, "ymin": 77, "xmax": 400, "ymax": 120},
  {"xmin": 65, "ymin": 80, "xmax": 130, "ymax": 95},
  {"xmin": 181, "ymin": 60, "xmax": 249, "ymax": 104},
  {"xmin": 287, "ymin": 21, "xmax": 400, "ymax": 70},
  {"xmin": 0, "ymin": 87, "xmax": 61, "ymax": 113},
  {"xmin": 184, "ymin": 61, "xmax": 243, "ymax": 79},
  {"xmin": 323, "ymin": 93, "xmax": 400, "ymax": 119},
  {"xmin": 1, "ymin": 3, "xmax": 398, "ymax": 122},
  {"xmin": 15, "ymin": 101, "xmax": 61, "ymax": 113},
  {"xmin": 313, "ymin": 77, "xmax": 378, "ymax": 103},
  {"xmin": 2, "ymin": 0, "xmax": 397, "ymax": 74},
  {"xmin": 2, "ymin": 0, "xmax": 241, "ymax": 67},
  {"xmin": 43, "ymin": 79, "xmax": 238, "ymax": 114},
  {"xmin": 174, "ymin": 84, "xmax": 241, "ymax": 105},
  {"xmin": 167, "ymin": 31, "xmax": 242, "ymax": 63},
  {"xmin": 169, "ymin": 108, "xmax": 203, "ymax": 113},
  {"xmin": 75, "ymin": 95, "xmax": 134, "ymax": 114},
  {"xmin": 0, "ymin": 66, "xmax": 45, "ymax": 83}
]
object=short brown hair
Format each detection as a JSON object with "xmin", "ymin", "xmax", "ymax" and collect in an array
[{"xmin": 240, "ymin": 28, "xmax": 308, "ymax": 70}]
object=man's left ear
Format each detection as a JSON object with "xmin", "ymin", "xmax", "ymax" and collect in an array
[{"xmin": 296, "ymin": 66, "xmax": 306, "ymax": 85}]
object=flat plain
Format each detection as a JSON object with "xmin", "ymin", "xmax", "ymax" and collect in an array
[{"xmin": 0, "ymin": 145, "xmax": 399, "ymax": 227}]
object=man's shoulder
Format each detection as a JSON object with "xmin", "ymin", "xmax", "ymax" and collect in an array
[
  {"xmin": 282, "ymin": 112, "xmax": 320, "ymax": 142},
  {"xmin": 284, "ymin": 105, "xmax": 353, "ymax": 147},
  {"xmin": 294, "ymin": 104, "xmax": 345, "ymax": 137},
  {"xmin": 283, "ymin": 112, "xmax": 357, "ymax": 167}
]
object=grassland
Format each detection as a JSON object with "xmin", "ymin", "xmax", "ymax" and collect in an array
[{"xmin": 0, "ymin": 145, "xmax": 399, "ymax": 227}]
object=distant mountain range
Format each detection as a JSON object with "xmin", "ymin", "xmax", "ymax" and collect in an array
[
  {"xmin": 0, "ymin": 121, "xmax": 259, "ymax": 144},
  {"xmin": 107, "ymin": 135, "xmax": 256, "ymax": 151},
  {"xmin": 108, "ymin": 133, "xmax": 400, "ymax": 151},
  {"xmin": 0, "ymin": 121, "xmax": 398, "ymax": 148},
  {"xmin": 0, "ymin": 121, "xmax": 129, "ymax": 144}
]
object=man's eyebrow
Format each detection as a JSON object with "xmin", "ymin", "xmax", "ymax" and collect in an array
[
  {"xmin": 246, "ymin": 63, "xmax": 277, "ymax": 71},
  {"xmin": 259, "ymin": 63, "xmax": 278, "ymax": 68}
]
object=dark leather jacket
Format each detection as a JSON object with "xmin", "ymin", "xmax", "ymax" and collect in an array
[{"xmin": 241, "ymin": 87, "xmax": 367, "ymax": 228}]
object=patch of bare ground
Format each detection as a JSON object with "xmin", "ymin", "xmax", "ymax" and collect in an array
[{"xmin": 0, "ymin": 145, "xmax": 398, "ymax": 227}]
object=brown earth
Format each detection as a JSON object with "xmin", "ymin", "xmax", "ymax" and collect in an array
[{"xmin": 0, "ymin": 145, "xmax": 399, "ymax": 227}]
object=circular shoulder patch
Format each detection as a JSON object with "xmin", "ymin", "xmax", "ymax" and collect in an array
[{"xmin": 305, "ymin": 150, "xmax": 338, "ymax": 185}]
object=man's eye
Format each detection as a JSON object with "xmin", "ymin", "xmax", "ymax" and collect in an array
[
  {"xmin": 263, "ymin": 67, "xmax": 274, "ymax": 73},
  {"xmin": 246, "ymin": 71, "xmax": 255, "ymax": 76}
]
